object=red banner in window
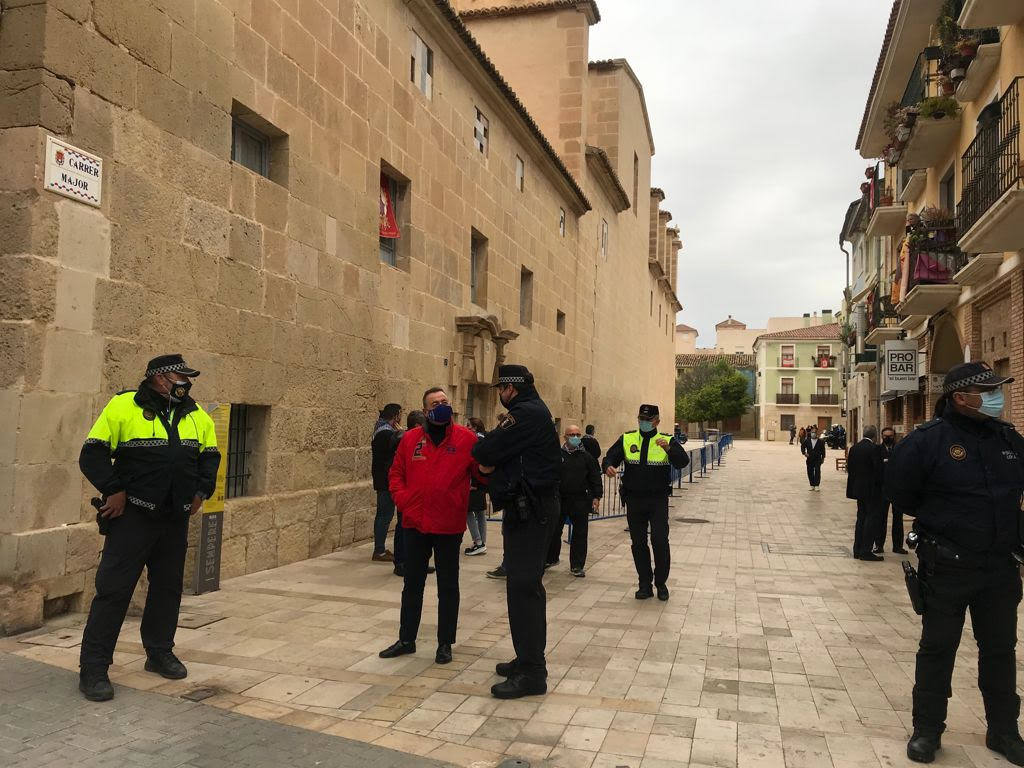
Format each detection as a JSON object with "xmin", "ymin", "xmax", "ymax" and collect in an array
[{"xmin": 379, "ymin": 178, "xmax": 400, "ymax": 239}]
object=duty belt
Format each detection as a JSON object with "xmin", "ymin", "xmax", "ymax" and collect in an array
[{"xmin": 915, "ymin": 536, "xmax": 1010, "ymax": 569}]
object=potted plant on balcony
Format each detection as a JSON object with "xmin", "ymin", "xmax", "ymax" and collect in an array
[
  {"xmin": 918, "ymin": 96, "xmax": 959, "ymax": 120},
  {"xmin": 860, "ymin": 181, "xmax": 871, "ymax": 195},
  {"xmin": 879, "ymin": 188, "xmax": 894, "ymax": 206},
  {"xmin": 938, "ymin": 75, "xmax": 956, "ymax": 96},
  {"xmin": 956, "ymin": 37, "xmax": 979, "ymax": 59}
]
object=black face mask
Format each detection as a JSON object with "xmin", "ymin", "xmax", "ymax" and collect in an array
[
  {"xmin": 883, "ymin": 437, "xmax": 895, "ymax": 446},
  {"xmin": 165, "ymin": 378, "xmax": 192, "ymax": 403}
]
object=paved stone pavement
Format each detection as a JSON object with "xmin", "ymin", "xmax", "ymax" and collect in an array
[{"xmin": 3, "ymin": 440, "xmax": 1019, "ymax": 767}]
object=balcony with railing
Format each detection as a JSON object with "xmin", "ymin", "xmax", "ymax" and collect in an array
[
  {"xmin": 854, "ymin": 349, "xmax": 878, "ymax": 373},
  {"xmin": 776, "ymin": 393, "xmax": 799, "ymax": 405},
  {"xmin": 864, "ymin": 288, "xmax": 903, "ymax": 346},
  {"xmin": 958, "ymin": 0, "xmax": 1024, "ymax": 30},
  {"xmin": 811, "ymin": 393, "xmax": 840, "ymax": 405},
  {"xmin": 864, "ymin": 164, "xmax": 908, "ymax": 240},
  {"xmin": 894, "ymin": 223, "xmax": 966, "ymax": 316},
  {"xmin": 893, "ymin": 53, "xmax": 962, "ymax": 170},
  {"xmin": 955, "ymin": 28, "xmax": 1002, "ymax": 102},
  {"xmin": 957, "ymin": 77, "xmax": 1024, "ymax": 254},
  {"xmin": 812, "ymin": 354, "xmax": 837, "ymax": 369},
  {"xmin": 778, "ymin": 356, "xmax": 796, "ymax": 368}
]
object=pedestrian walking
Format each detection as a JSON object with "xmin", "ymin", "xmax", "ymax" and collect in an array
[
  {"xmin": 465, "ymin": 417, "xmax": 488, "ymax": 556},
  {"xmin": 789, "ymin": 424, "xmax": 797, "ymax": 445},
  {"xmin": 887, "ymin": 362, "xmax": 1024, "ymax": 765},
  {"xmin": 581, "ymin": 424, "xmax": 602, "ymax": 461},
  {"xmin": 77, "ymin": 354, "xmax": 220, "ymax": 702},
  {"xmin": 379, "ymin": 388, "xmax": 481, "ymax": 666},
  {"xmin": 370, "ymin": 403, "xmax": 403, "ymax": 563},
  {"xmin": 473, "ymin": 364, "xmax": 561, "ymax": 699},
  {"xmin": 602, "ymin": 404, "xmax": 689, "ymax": 601},
  {"xmin": 873, "ymin": 426, "xmax": 907, "ymax": 554},
  {"xmin": 845, "ymin": 425, "xmax": 883, "ymax": 561},
  {"xmin": 547, "ymin": 425, "xmax": 602, "ymax": 577},
  {"xmin": 801, "ymin": 426, "xmax": 825, "ymax": 490},
  {"xmin": 798, "ymin": 426, "xmax": 806, "ymax": 444}
]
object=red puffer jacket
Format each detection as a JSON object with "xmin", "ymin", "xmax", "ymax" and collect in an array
[{"xmin": 389, "ymin": 424, "xmax": 482, "ymax": 534}]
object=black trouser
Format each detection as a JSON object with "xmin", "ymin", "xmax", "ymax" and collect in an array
[
  {"xmin": 80, "ymin": 507, "xmax": 190, "ymax": 669},
  {"xmin": 873, "ymin": 499, "xmax": 903, "ymax": 551},
  {"xmin": 852, "ymin": 498, "xmax": 879, "ymax": 558},
  {"xmin": 504, "ymin": 494, "xmax": 558, "ymax": 681},
  {"xmin": 806, "ymin": 461, "xmax": 821, "ymax": 487},
  {"xmin": 625, "ymin": 495, "xmax": 670, "ymax": 588},
  {"xmin": 547, "ymin": 495, "xmax": 590, "ymax": 570},
  {"xmin": 393, "ymin": 509, "xmax": 405, "ymax": 566},
  {"xmin": 913, "ymin": 558, "xmax": 1022, "ymax": 736},
  {"xmin": 399, "ymin": 528, "xmax": 462, "ymax": 644}
]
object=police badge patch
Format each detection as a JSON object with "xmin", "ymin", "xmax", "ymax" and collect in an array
[
  {"xmin": 629, "ymin": 444, "xmax": 640, "ymax": 454},
  {"xmin": 143, "ymin": 409, "xmax": 156, "ymax": 421},
  {"xmin": 949, "ymin": 444, "xmax": 967, "ymax": 461}
]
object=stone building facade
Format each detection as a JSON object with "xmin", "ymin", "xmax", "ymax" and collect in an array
[
  {"xmin": 0, "ymin": 0, "xmax": 681, "ymax": 631},
  {"xmin": 845, "ymin": 2, "xmax": 1024, "ymax": 440}
]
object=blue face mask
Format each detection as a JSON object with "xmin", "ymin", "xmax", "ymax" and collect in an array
[
  {"xmin": 978, "ymin": 389, "xmax": 1005, "ymax": 418},
  {"xmin": 638, "ymin": 420, "xmax": 655, "ymax": 432},
  {"xmin": 427, "ymin": 403, "xmax": 452, "ymax": 424},
  {"xmin": 568, "ymin": 436, "xmax": 582, "ymax": 447}
]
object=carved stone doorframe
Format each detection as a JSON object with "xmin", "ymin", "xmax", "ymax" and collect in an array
[{"xmin": 454, "ymin": 315, "xmax": 518, "ymax": 424}]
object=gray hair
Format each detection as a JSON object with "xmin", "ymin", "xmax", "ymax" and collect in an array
[{"xmin": 863, "ymin": 425, "xmax": 878, "ymax": 440}]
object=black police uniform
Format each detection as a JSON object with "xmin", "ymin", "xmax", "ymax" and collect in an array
[
  {"xmin": 472, "ymin": 365, "xmax": 561, "ymax": 696},
  {"xmin": 602, "ymin": 405, "xmax": 688, "ymax": 596},
  {"xmin": 78, "ymin": 356, "xmax": 220, "ymax": 683},
  {"xmin": 886, "ymin": 368, "xmax": 1024, "ymax": 755}
]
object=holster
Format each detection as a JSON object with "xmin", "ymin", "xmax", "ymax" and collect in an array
[{"xmin": 902, "ymin": 560, "xmax": 926, "ymax": 615}]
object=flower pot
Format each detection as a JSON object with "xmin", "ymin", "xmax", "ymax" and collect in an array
[
  {"xmin": 880, "ymin": 195, "xmax": 894, "ymax": 206},
  {"xmin": 941, "ymin": 80, "xmax": 955, "ymax": 96},
  {"xmin": 865, "ymin": 167, "xmax": 875, "ymax": 179},
  {"xmin": 957, "ymin": 42, "xmax": 977, "ymax": 58},
  {"xmin": 931, "ymin": 110, "xmax": 946, "ymax": 120},
  {"xmin": 896, "ymin": 125, "xmax": 912, "ymax": 141}
]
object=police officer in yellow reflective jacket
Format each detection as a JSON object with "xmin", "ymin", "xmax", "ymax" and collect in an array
[
  {"xmin": 77, "ymin": 354, "xmax": 220, "ymax": 702},
  {"xmin": 602, "ymin": 404, "xmax": 688, "ymax": 601}
]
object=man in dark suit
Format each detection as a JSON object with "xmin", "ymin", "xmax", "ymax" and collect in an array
[
  {"xmin": 846, "ymin": 425, "xmax": 883, "ymax": 561},
  {"xmin": 801, "ymin": 426, "xmax": 826, "ymax": 490},
  {"xmin": 872, "ymin": 426, "xmax": 907, "ymax": 554}
]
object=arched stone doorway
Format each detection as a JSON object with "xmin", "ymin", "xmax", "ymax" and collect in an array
[
  {"xmin": 928, "ymin": 313, "xmax": 964, "ymax": 415},
  {"xmin": 454, "ymin": 315, "xmax": 518, "ymax": 428}
]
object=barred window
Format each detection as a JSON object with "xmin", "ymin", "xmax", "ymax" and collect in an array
[
  {"xmin": 474, "ymin": 108, "xmax": 489, "ymax": 155},
  {"xmin": 226, "ymin": 404, "xmax": 269, "ymax": 499}
]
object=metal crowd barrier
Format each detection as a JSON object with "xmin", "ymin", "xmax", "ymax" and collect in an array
[{"xmin": 485, "ymin": 435, "xmax": 734, "ymax": 523}]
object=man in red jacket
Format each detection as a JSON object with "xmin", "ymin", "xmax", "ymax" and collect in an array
[{"xmin": 379, "ymin": 387, "xmax": 481, "ymax": 665}]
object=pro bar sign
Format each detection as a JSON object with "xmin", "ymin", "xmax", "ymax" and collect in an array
[
  {"xmin": 44, "ymin": 136, "xmax": 102, "ymax": 207},
  {"xmin": 884, "ymin": 339, "xmax": 918, "ymax": 391}
]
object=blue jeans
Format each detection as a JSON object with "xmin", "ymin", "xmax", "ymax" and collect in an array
[
  {"xmin": 466, "ymin": 508, "xmax": 487, "ymax": 545},
  {"xmin": 374, "ymin": 489, "xmax": 396, "ymax": 554}
]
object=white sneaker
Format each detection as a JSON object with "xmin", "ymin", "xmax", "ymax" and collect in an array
[{"xmin": 465, "ymin": 543, "xmax": 487, "ymax": 556}]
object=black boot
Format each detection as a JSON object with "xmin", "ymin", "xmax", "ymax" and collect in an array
[
  {"xmin": 491, "ymin": 673, "xmax": 546, "ymax": 699},
  {"xmin": 79, "ymin": 667, "xmax": 114, "ymax": 702},
  {"xmin": 145, "ymin": 651, "xmax": 187, "ymax": 680},
  {"xmin": 987, "ymin": 731, "xmax": 1024, "ymax": 766},
  {"xmin": 435, "ymin": 644, "xmax": 452, "ymax": 664},
  {"xmin": 906, "ymin": 731, "xmax": 941, "ymax": 763},
  {"xmin": 495, "ymin": 659, "xmax": 518, "ymax": 677},
  {"xmin": 656, "ymin": 585, "xmax": 669, "ymax": 601},
  {"xmin": 635, "ymin": 585, "xmax": 654, "ymax": 600},
  {"xmin": 379, "ymin": 640, "xmax": 416, "ymax": 659}
]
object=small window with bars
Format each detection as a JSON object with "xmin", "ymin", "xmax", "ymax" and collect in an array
[
  {"xmin": 515, "ymin": 155, "xmax": 525, "ymax": 191},
  {"xmin": 411, "ymin": 32, "xmax": 433, "ymax": 98},
  {"xmin": 226, "ymin": 404, "xmax": 254, "ymax": 499},
  {"xmin": 474, "ymin": 108, "xmax": 489, "ymax": 155},
  {"xmin": 559, "ymin": 208, "xmax": 566, "ymax": 237}
]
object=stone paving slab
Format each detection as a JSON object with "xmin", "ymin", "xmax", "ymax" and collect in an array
[
  {"xmin": 0, "ymin": 651, "xmax": 451, "ymax": 768},
  {"xmin": 3, "ymin": 441, "xmax": 1019, "ymax": 767}
]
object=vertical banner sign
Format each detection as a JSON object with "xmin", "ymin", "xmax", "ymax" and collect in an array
[
  {"xmin": 884, "ymin": 340, "xmax": 919, "ymax": 391},
  {"xmin": 194, "ymin": 404, "xmax": 230, "ymax": 594}
]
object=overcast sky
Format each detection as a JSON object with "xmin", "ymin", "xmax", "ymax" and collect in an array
[{"xmin": 588, "ymin": 0, "xmax": 893, "ymax": 346}]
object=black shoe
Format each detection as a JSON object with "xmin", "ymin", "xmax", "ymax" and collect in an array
[
  {"xmin": 657, "ymin": 585, "xmax": 669, "ymax": 601},
  {"xmin": 544, "ymin": 560, "xmax": 558, "ymax": 569},
  {"xmin": 435, "ymin": 644, "xmax": 452, "ymax": 664},
  {"xmin": 144, "ymin": 651, "xmax": 187, "ymax": 680},
  {"xmin": 379, "ymin": 640, "xmax": 416, "ymax": 659},
  {"xmin": 907, "ymin": 731, "xmax": 941, "ymax": 763},
  {"xmin": 571, "ymin": 567, "xmax": 585, "ymax": 578},
  {"xmin": 495, "ymin": 659, "xmax": 518, "ymax": 677},
  {"xmin": 872, "ymin": 546, "xmax": 884, "ymax": 554},
  {"xmin": 491, "ymin": 673, "xmax": 546, "ymax": 699},
  {"xmin": 393, "ymin": 564, "xmax": 405, "ymax": 577},
  {"xmin": 859, "ymin": 553, "xmax": 884, "ymax": 562},
  {"xmin": 486, "ymin": 566, "xmax": 506, "ymax": 579},
  {"xmin": 635, "ymin": 585, "xmax": 654, "ymax": 600},
  {"xmin": 427, "ymin": 565, "xmax": 436, "ymax": 574},
  {"xmin": 987, "ymin": 731, "xmax": 1024, "ymax": 766},
  {"xmin": 894, "ymin": 548, "xmax": 909, "ymax": 554},
  {"xmin": 79, "ymin": 667, "xmax": 114, "ymax": 702}
]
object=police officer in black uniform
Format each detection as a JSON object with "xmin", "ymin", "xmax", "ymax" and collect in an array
[
  {"xmin": 472, "ymin": 364, "xmax": 561, "ymax": 699},
  {"xmin": 77, "ymin": 355, "xmax": 221, "ymax": 702},
  {"xmin": 887, "ymin": 362, "xmax": 1024, "ymax": 765},
  {"xmin": 602, "ymin": 404, "xmax": 689, "ymax": 601}
]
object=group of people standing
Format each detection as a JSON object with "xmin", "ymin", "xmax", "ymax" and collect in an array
[
  {"xmin": 845, "ymin": 425, "xmax": 905, "ymax": 560},
  {"xmin": 369, "ymin": 365, "xmax": 689, "ymax": 698}
]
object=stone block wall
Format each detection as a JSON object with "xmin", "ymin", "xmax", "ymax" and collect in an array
[{"xmin": 0, "ymin": 0, "xmax": 680, "ymax": 634}]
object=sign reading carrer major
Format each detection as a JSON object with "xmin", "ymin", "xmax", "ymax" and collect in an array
[
  {"xmin": 884, "ymin": 340, "xmax": 918, "ymax": 391},
  {"xmin": 44, "ymin": 135, "xmax": 102, "ymax": 207}
]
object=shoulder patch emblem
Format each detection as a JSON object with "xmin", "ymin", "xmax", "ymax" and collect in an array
[
  {"xmin": 949, "ymin": 444, "xmax": 967, "ymax": 461},
  {"xmin": 629, "ymin": 444, "xmax": 640, "ymax": 454},
  {"xmin": 142, "ymin": 409, "xmax": 155, "ymax": 421},
  {"xmin": 501, "ymin": 415, "xmax": 516, "ymax": 428}
]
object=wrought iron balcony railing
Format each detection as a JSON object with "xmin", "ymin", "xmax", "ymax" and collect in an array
[
  {"xmin": 957, "ymin": 77, "xmax": 1021, "ymax": 238},
  {"xmin": 810, "ymin": 394, "xmax": 839, "ymax": 405},
  {"xmin": 776, "ymin": 393, "xmax": 799, "ymax": 404}
]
